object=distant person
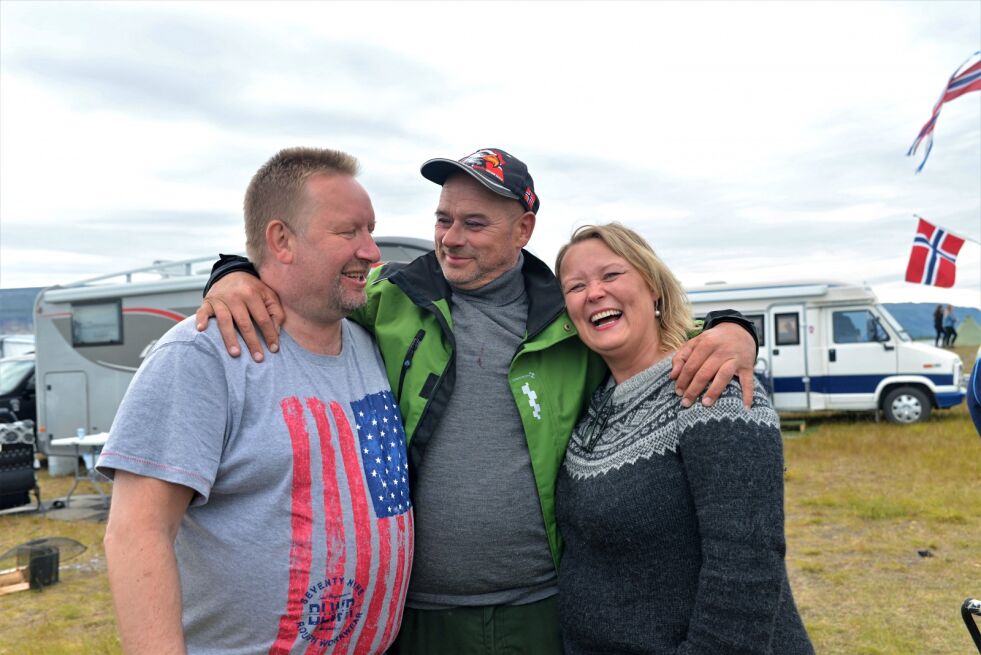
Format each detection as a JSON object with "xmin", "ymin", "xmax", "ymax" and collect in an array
[
  {"xmin": 100, "ymin": 148, "xmax": 413, "ymax": 654},
  {"xmin": 943, "ymin": 304, "xmax": 958, "ymax": 347},
  {"xmin": 553, "ymin": 223, "xmax": 814, "ymax": 654},
  {"xmin": 933, "ymin": 304, "xmax": 944, "ymax": 347}
]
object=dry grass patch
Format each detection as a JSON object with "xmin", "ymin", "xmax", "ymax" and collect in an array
[
  {"xmin": 0, "ymin": 471, "xmax": 119, "ymax": 655},
  {"xmin": 783, "ymin": 348, "xmax": 980, "ymax": 654}
]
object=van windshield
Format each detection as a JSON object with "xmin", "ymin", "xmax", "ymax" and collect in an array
[
  {"xmin": 877, "ymin": 306, "xmax": 911, "ymax": 342},
  {"xmin": 0, "ymin": 359, "xmax": 33, "ymax": 395}
]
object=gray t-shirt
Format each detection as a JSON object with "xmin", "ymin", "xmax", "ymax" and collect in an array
[{"xmin": 98, "ymin": 318, "xmax": 413, "ymax": 655}]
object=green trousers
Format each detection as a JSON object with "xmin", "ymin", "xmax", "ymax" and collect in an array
[{"xmin": 390, "ymin": 595, "xmax": 563, "ymax": 655}]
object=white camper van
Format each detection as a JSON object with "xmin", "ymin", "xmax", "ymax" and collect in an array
[
  {"xmin": 33, "ymin": 238, "xmax": 433, "ymax": 455},
  {"xmin": 686, "ymin": 281, "xmax": 965, "ymax": 424}
]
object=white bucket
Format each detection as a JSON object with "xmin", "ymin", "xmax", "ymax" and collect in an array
[{"xmin": 47, "ymin": 455, "xmax": 76, "ymax": 477}]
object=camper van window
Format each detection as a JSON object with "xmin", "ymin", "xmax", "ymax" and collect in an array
[
  {"xmin": 747, "ymin": 314, "xmax": 765, "ymax": 347},
  {"xmin": 71, "ymin": 300, "xmax": 123, "ymax": 347},
  {"xmin": 775, "ymin": 313, "xmax": 799, "ymax": 346},
  {"xmin": 0, "ymin": 358, "xmax": 34, "ymax": 395},
  {"xmin": 833, "ymin": 310, "xmax": 888, "ymax": 344}
]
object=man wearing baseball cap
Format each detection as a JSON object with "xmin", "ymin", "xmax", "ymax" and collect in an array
[{"xmin": 197, "ymin": 147, "xmax": 757, "ymax": 653}]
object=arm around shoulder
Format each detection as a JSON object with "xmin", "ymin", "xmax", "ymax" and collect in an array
[
  {"xmin": 195, "ymin": 254, "xmax": 284, "ymax": 361},
  {"xmin": 672, "ymin": 312, "xmax": 759, "ymax": 408}
]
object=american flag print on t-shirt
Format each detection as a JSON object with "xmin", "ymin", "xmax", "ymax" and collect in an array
[
  {"xmin": 270, "ymin": 390, "xmax": 413, "ymax": 655},
  {"xmin": 353, "ymin": 392, "xmax": 412, "ymax": 518}
]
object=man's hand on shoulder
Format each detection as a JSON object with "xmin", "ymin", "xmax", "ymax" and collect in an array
[
  {"xmin": 194, "ymin": 273, "xmax": 285, "ymax": 362},
  {"xmin": 670, "ymin": 321, "xmax": 757, "ymax": 409}
]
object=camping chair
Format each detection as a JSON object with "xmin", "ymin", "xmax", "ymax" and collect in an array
[{"xmin": 0, "ymin": 421, "xmax": 43, "ymax": 512}]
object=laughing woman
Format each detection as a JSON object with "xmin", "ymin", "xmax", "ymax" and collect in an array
[{"xmin": 554, "ymin": 223, "xmax": 813, "ymax": 655}]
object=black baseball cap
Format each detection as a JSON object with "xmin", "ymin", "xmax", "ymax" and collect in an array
[{"xmin": 420, "ymin": 148, "xmax": 540, "ymax": 214}]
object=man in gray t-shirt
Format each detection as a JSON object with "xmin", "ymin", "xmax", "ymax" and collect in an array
[{"xmin": 100, "ymin": 147, "xmax": 412, "ymax": 654}]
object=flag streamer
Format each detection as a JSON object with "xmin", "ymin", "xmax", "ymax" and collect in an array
[{"xmin": 907, "ymin": 51, "xmax": 981, "ymax": 173}]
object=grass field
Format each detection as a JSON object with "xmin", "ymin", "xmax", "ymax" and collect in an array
[{"xmin": 1, "ymin": 347, "xmax": 978, "ymax": 654}]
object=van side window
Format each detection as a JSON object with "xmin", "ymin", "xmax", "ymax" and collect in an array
[
  {"xmin": 72, "ymin": 300, "xmax": 123, "ymax": 347},
  {"xmin": 833, "ymin": 310, "xmax": 888, "ymax": 344},
  {"xmin": 775, "ymin": 313, "xmax": 799, "ymax": 346},
  {"xmin": 746, "ymin": 314, "xmax": 765, "ymax": 347}
]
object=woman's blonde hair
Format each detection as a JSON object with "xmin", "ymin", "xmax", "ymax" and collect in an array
[{"xmin": 555, "ymin": 222, "xmax": 692, "ymax": 353}]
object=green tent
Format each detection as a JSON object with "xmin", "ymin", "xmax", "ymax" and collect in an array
[{"xmin": 954, "ymin": 315, "xmax": 981, "ymax": 346}]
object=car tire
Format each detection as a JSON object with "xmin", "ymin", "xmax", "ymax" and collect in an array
[{"xmin": 883, "ymin": 387, "xmax": 931, "ymax": 424}]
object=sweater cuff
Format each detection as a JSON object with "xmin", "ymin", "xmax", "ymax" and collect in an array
[
  {"xmin": 203, "ymin": 254, "xmax": 258, "ymax": 297},
  {"xmin": 703, "ymin": 310, "xmax": 760, "ymax": 355}
]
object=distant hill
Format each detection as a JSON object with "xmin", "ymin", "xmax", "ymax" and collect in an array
[
  {"xmin": 883, "ymin": 303, "xmax": 981, "ymax": 341},
  {"xmin": 0, "ymin": 287, "xmax": 42, "ymax": 333}
]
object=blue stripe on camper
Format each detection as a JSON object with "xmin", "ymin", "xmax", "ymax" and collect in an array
[
  {"xmin": 935, "ymin": 391, "xmax": 965, "ymax": 409},
  {"xmin": 772, "ymin": 374, "xmax": 954, "ymax": 394},
  {"xmin": 773, "ymin": 377, "xmax": 807, "ymax": 393}
]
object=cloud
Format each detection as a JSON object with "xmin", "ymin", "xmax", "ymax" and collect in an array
[
  {"xmin": 1, "ymin": 0, "xmax": 978, "ymax": 310},
  {"xmin": 2, "ymin": 2, "xmax": 478, "ymax": 168}
]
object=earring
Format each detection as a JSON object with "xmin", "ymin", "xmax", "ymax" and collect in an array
[{"xmin": 655, "ymin": 300, "xmax": 662, "ymax": 319}]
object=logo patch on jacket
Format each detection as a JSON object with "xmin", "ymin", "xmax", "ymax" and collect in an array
[{"xmin": 521, "ymin": 382, "xmax": 542, "ymax": 420}]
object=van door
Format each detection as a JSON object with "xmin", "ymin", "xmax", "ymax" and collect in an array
[
  {"xmin": 769, "ymin": 304, "xmax": 809, "ymax": 410},
  {"xmin": 823, "ymin": 307, "xmax": 897, "ymax": 410},
  {"xmin": 42, "ymin": 371, "xmax": 89, "ymax": 442}
]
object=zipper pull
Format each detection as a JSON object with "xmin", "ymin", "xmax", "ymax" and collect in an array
[{"xmin": 397, "ymin": 330, "xmax": 426, "ymax": 400}]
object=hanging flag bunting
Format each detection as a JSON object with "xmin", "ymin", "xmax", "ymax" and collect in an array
[
  {"xmin": 907, "ymin": 51, "xmax": 981, "ymax": 173},
  {"xmin": 905, "ymin": 217, "xmax": 966, "ymax": 288}
]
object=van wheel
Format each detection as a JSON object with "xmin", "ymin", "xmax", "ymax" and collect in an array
[{"xmin": 882, "ymin": 387, "xmax": 931, "ymax": 424}]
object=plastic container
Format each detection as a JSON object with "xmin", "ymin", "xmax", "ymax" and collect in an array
[{"xmin": 46, "ymin": 455, "xmax": 76, "ymax": 477}]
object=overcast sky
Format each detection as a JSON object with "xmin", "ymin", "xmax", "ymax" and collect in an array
[{"xmin": 2, "ymin": 1, "xmax": 979, "ymax": 307}]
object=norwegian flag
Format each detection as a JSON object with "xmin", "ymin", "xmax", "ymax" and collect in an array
[
  {"xmin": 908, "ymin": 51, "xmax": 981, "ymax": 173},
  {"xmin": 905, "ymin": 217, "xmax": 965, "ymax": 288}
]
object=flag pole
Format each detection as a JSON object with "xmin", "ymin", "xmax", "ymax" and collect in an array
[{"xmin": 913, "ymin": 215, "xmax": 981, "ymax": 245}]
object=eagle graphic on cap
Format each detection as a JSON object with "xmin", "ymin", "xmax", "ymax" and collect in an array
[{"xmin": 461, "ymin": 149, "xmax": 506, "ymax": 182}]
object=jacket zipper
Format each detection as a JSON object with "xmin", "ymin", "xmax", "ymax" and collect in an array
[{"xmin": 396, "ymin": 329, "xmax": 426, "ymax": 401}]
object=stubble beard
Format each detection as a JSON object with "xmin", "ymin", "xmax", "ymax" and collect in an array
[
  {"xmin": 324, "ymin": 278, "xmax": 367, "ymax": 319},
  {"xmin": 437, "ymin": 246, "xmax": 517, "ymax": 290}
]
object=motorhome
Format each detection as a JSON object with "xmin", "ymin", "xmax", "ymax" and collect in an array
[
  {"xmin": 686, "ymin": 280, "xmax": 965, "ymax": 424},
  {"xmin": 33, "ymin": 238, "xmax": 433, "ymax": 456}
]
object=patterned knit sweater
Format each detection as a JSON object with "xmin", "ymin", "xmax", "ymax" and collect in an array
[{"xmin": 555, "ymin": 357, "xmax": 814, "ymax": 654}]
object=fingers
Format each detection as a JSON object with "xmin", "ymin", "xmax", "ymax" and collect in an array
[
  {"xmin": 674, "ymin": 338, "xmax": 709, "ymax": 401},
  {"xmin": 738, "ymin": 369, "xmax": 756, "ymax": 409},
  {"xmin": 701, "ymin": 360, "xmax": 738, "ymax": 407},
  {"xmin": 229, "ymin": 299, "xmax": 267, "ymax": 363},
  {"xmin": 201, "ymin": 272, "xmax": 283, "ymax": 362},
  {"xmin": 670, "ymin": 341, "xmax": 694, "ymax": 381},
  {"xmin": 675, "ymin": 322, "xmax": 759, "ymax": 408},
  {"xmin": 677, "ymin": 348, "xmax": 712, "ymax": 407},
  {"xmin": 208, "ymin": 299, "xmax": 242, "ymax": 358},
  {"xmin": 242, "ymin": 293, "xmax": 278, "ymax": 357},
  {"xmin": 260, "ymin": 290, "xmax": 285, "ymax": 353},
  {"xmin": 195, "ymin": 300, "xmax": 217, "ymax": 332}
]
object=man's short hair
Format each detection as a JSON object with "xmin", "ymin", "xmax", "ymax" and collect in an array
[{"xmin": 244, "ymin": 147, "xmax": 360, "ymax": 266}]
